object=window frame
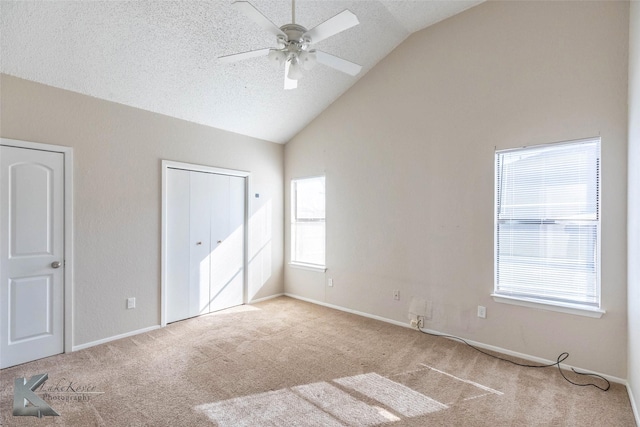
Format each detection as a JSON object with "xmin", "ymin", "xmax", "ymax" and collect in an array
[
  {"xmin": 289, "ymin": 175, "xmax": 326, "ymax": 271},
  {"xmin": 492, "ymin": 137, "xmax": 605, "ymax": 318}
]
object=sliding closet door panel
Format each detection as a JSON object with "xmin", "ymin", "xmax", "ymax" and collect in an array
[
  {"xmin": 166, "ymin": 169, "xmax": 191, "ymax": 323},
  {"xmin": 209, "ymin": 175, "xmax": 244, "ymax": 312},
  {"xmin": 189, "ymin": 171, "xmax": 212, "ymax": 316},
  {"xmin": 227, "ymin": 176, "xmax": 245, "ymax": 307},
  {"xmin": 210, "ymin": 174, "xmax": 230, "ymax": 255},
  {"xmin": 209, "ymin": 174, "xmax": 230, "ymax": 312},
  {"xmin": 229, "ymin": 176, "xmax": 246, "ymax": 236}
]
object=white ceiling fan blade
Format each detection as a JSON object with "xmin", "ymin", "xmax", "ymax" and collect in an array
[
  {"xmin": 303, "ymin": 10, "xmax": 359, "ymax": 44},
  {"xmin": 219, "ymin": 48, "xmax": 272, "ymax": 63},
  {"xmin": 284, "ymin": 61, "xmax": 298, "ymax": 90},
  {"xmin": 233, "ymin": 1, "xmax": 286, "ymax": 38},
  {"xmin": 314, "ymin": 50, "xmax": 362, "ymax": 76}
]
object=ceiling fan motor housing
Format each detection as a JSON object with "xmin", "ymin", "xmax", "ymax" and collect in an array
[{"xmin": 280, "ymin": 24, "xmax": 311, "ymax": 50}]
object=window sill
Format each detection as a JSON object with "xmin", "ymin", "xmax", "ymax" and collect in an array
[
  {"xmin": 491, "ymin": 294, "xmax": 605, "ymax": 318},
  {"xmin": 288, "ymin": 262, "xmax": 327, "ymax": 273}
]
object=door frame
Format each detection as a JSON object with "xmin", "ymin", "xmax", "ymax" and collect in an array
[
  {"xmin": 161, "ymin": 160, "xmax": 250, "ymax": 327},
  {"xmin": 0, "ymin": 138, "xmax": 74, "ymax": 354}
]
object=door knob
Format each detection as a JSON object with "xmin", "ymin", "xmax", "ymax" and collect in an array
[
  {"xmin": 196, "ymin": 241, "xmax": 202, "ymax": 246},
  {"xmin": 51, "ymin": 261, "xmax": 62, "ymax": 269},
  {"xmin": 217, "ymin": 240, "xmax": 222, "ymax": 244}
]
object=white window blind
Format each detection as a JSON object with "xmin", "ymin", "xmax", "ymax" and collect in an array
[
  {"xmin": 495, "ymin": 138, "xmax": 601, "ymax": 308},
  {"xmin": 291, "ymin": 176, "xmax": 325, "ymax": 267}
]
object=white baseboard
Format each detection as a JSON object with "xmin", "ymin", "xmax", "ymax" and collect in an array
[
  {"xmin": 72, "ymin": 294, "xmax": 286, "ymax": 352},
  {"xmin": 284, "ymin": 293, "xmax": 626, "ymax": 385},
  {"xmin": 438, "ymin": 331, "xmax": 627, "ymax": 385},
  {"xmin": 249, "ymin": 293, "xmax": 284, "ymax": 304},
  {"xmin": 72, "ymin": 325, "xmax": 161, "ymax": 352},
  {"xmin": 284, "ymin": 293, "xmax": 413, "ymax": 329},
  {"xmin": 628, "ymin": 383, "xmax": 640, "ymax": 426}
]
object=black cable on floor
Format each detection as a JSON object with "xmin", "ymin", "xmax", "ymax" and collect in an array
[{"xmin": 418, "ymin": 327, "xmax": 611, "ymax": 391}]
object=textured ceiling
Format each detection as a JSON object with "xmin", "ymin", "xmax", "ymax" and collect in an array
[{"xmin": 0, "ymin": 1, "xmax": 482, "ymax": 144}]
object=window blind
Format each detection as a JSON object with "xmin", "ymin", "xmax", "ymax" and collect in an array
[
  {"xmin": 291, "ymin": 176, "xmax": 326, "ymax": 267},
  {"xmin": 495, "ymin": 138, "xmax": 600, "ymax": 307}
]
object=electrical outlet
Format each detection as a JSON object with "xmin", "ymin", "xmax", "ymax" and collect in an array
[
  {"xmin": 328, "ymin": 278, "xmax": 333, "ymax": 287},
  {"xmin": 127, "ymin": 297, "xmax": 136, "ymax": 309},
  {"xmin": 410, "ymin": 316, "xmax": 425, "ymax": 330},
  {"xmin": 393, "ymin": 290, "xmax": 400, "ymax": 300},
  {"xmin": 477, "ymin": 305, "xmax": 486, "ymax": 319}
]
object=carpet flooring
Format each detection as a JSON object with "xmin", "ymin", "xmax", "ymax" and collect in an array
[{"xmin": 0, "ymin": 296, "xmax": 636, "ymax": 426}]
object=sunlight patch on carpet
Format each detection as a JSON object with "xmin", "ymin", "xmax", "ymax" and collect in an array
[
  {"xmin": 419, "ymin": 364, "xmax": 503, "ymax": 395},
  {"xmin": 195, "ymin": 371, "xmax": 472, "ymax": 425},
  {"xmin": 334, "ymin": 372, "xmax": 448, "ymax": 417},
  {"xmin": 292, "ymin": 381, "xmax": 400, "ymax": 425},
  {"xmin": 196, "ymin": 389, "xmax": 343, "ymax": 427},
  {"xmin": 203, "ymin": 304, "xmax": 261, "ymax": 317},
  {"xmin": 391, "ymin": 364, "xmax": 503, "ymax": 407}
]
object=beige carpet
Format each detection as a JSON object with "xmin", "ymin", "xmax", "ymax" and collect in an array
[{"xmin": 0, "ymin": 296, "xmax": 635, "ymax": 426}]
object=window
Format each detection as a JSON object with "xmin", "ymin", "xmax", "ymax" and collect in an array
[
  {"xmin": 494, "ymin": 138, "xmax": 601, "ymax": 313},
  {"xmin": 291, "ymin": 176, "xmax": 325, "ymax": 268}
]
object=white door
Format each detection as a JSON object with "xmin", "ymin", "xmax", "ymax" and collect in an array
[
  {"xmin": 190, "ymin": 171, "xmax": 213, "ymax": 316},
  {"xmin": 209, "ymin": 174, "xmax": 245, "ymax": 312},
  {"xmin": 165, "ymin": 168, "xmax": 191, "ymax": 323},
  {"xmin": 165, "ymin": 168, "xmax": 245, "ymax": 323},
  {"xmin": 0, "ymin": 145, "xmax": 64, "ymax": 369}
]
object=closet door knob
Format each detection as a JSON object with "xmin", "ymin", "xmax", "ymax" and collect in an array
[{"xmin": 196, "ymin": 241, "xmax": 202, "ymax": 246}]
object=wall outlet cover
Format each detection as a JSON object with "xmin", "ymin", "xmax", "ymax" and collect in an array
[{"xmin": 477, "ymin": 305, "xmax": 486, "ymax": 319}]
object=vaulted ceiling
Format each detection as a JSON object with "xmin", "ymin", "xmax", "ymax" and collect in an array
[{"xmin": 1, "ymin": 1, "xmax": 482, "ymax": 143}]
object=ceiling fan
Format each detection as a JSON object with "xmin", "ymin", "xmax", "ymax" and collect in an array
[{"xmin": 219, "ymin": 0, "xmax": 363, "ymax": 90}]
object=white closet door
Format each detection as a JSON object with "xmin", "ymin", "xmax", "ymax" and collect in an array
[
  {"xmin": 165, "ymin": 168, "xmax": 191, "ymax": 323},
  {"xmin": 190, "ymin": 171, "xmax": 212, "ymax": 316},
  {"xmin": 227, "ymin": 175, "xmax": 245, "ymax": 307},
  {"xmin": 209, "ymin": 174, "xmax": 245, "ymax": 312},
  {"xmin": 166, "ymin": 167, "xmax": 245, "ymax": 323}
]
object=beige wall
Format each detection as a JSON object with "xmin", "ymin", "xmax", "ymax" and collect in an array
[
  {"xmin": 0, "ymin": 74, "xmax": 284, "ymax": 346},
  {"xmin": 628, "ymin": 0, "xmax": 640, "ymax": 418},
  {"xmin": 285, "ymin": 1, "xmax": 629, "ymax": 378}
]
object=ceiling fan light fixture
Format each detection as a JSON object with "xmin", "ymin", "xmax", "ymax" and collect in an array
[
  {"xmin": 287, "ymin": 57, "xmax": 304, "ymax": 80},
  {"xmin": 298, "ymin": 50, "xmax": 317, "ymax": 71},
  {"xmin": 267, "ymin": 49, "xmax": 287, "ymax": 68},
  {"xmin": 284, "ymin": 60, "xmax": 298, "ymax": 90}
]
